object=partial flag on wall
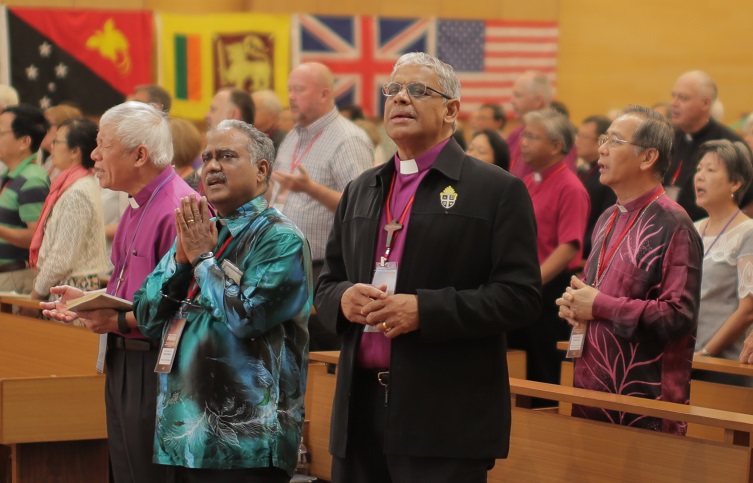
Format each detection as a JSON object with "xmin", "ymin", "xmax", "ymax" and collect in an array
[
  {"xmin": 293, "ymin": 14, "xmax": 433, "ymax": 118},
  {"xmin": 437, "ymin": 19, "xmax": 559, "ymax": 115},
  {"xmin": 159, "ymin": 12, "xmax": 291, "ymax": 121},
  {"xmin": 1, "ymin": 6, "xmax": 153, "ymax": 115},
  {"xmin": 293, "ymin": 15, "xmax": 559, "ymax": 118}
]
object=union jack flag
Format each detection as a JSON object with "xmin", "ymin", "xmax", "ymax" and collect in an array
[{"xmin": 293, "ymin": 14, "xmax": 433, "ymax": 117}]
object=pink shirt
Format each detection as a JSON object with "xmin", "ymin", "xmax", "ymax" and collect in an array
[
  {"xmin": 524, "ymin": 160, "xmax": 590, "ymax": 271},
  {"xmin": 108, "ymin": 166, "xmax": 198, "ymax": 338},
  {"xmin": 507, "ymin": 125, "xmax": 579, "ymax": 179},
  {"xmin": 357, "ymin": 139, "xmax": 450, "ymax": 369}
]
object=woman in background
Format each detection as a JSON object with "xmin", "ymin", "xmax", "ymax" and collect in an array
[
  {"xmin": 466, "ymin": 129, "xmax": 510, "ymax": 171},
  {"xmin": 168, "ymin": 117, "xmax": 203, "ymax": 191},
  {"xmin": 26, "ymin": 118, "xmax": 109, "ymax": 313},
  {"xmin": 40, "ymin": 104, "xmax": 83, "ymax": 180},
  {"xmin": 694, "ymin": 140, "xmax": 753, "ymax": 385}
]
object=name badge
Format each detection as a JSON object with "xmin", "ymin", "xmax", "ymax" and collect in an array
[
  {"xmin": 566, "ymin": 322, "xmax": 587, "ymax": 359},
  {"xmin": 155, "ymin": 315, "xmax": 187, "ymax": 373},
  {"xmin": 221, "ymin": 259, "xmax": 243, "ymax": 285},
  {"xmin": 364, "ymin": 262, "xmax": 397, "ymax": 332}
]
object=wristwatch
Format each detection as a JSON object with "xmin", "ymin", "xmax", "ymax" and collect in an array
[
  {"xmin": 118, "ymin": 311, "xmax": 131, "ymax": 334},
  {"xmin": 191, "ymin": 251, "xmax": 214, "ymax": 267}
]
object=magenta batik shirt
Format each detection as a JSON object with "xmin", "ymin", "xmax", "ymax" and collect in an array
[{"xmin": 572, "ymin": 185, "xmax": 703, "ymax": 435}]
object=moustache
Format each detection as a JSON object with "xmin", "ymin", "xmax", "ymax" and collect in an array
[{"xmin": 205, "ymin": 173, "xmax": 227, "ymax": 184}]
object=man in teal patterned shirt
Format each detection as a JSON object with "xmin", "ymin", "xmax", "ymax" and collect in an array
[{"xmin": 133, "ymin": 120, "xmax": 312, "ymax": 482}]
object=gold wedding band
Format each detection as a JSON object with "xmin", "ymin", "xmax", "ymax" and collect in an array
[
  {"xmin": 187, "ymin": 219, "xmax": 195, "ymax": 223},
  {"xmin": 383, "ymin": 322, "xmax": 390, "ymax": 331}
]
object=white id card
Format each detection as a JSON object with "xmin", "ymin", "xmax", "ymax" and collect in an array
[
  {"xmin": 566, "ymin": 322, "xmax": 587, "ymax": 359},
  {"xmin": 364, "ymin": 262, "xmax": 397, "ymax": 332}
]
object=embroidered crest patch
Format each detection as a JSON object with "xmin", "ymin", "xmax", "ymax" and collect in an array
[{"xmin": 440, "ymin": 186, "xmax": 458, "ymax": 209}]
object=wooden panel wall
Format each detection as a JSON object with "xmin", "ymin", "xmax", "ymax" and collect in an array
[{"xmin": 6, "ymin": 0, "xmax": 752, "ymax": 124}]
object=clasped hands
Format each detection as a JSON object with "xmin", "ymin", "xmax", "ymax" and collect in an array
[
  {"xmin": 340, "ymin": 283, "xmax": 419, "ymax": 339},
  {"xmin": 174, "ymin": 195, "xmax": 217, "ymax": 265},
  {"xmin": 556, "ymin": 275, "xmax": 599, "ymax": 327}
]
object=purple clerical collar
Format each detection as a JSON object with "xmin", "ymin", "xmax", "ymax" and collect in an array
[
  {"xmin": 131, "ymin": 166, "xmax": 176, "ymax": 208},
  {"xmin": 617, "ymin": 184, "xmax": 664, "ymax": 213},
  {"xmin": 392, "ymin": 138, "xmax": 450, "ymax": 176}
]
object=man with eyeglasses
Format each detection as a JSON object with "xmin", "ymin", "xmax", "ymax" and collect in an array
[
  {"xmin": 272, "ymin": 62, "xmax": 372, "ymax": 351},
  {"xmin": 506, "ymin": 108, "xmax": 588, "ymax": 404},
  {"xmin": 316, "ymin": 52, "xmax": 541, "ymax": 482},
  {"xmin": 575, "ymin": 115, "xmax": 616, "ymax": 260},
  {"xmin": 557, "ymin": 105, "xmax": 702, "ymax": 435},
  {"xmin": 0, "ymin": 104, "xmax": 50, "ymax": 292}
]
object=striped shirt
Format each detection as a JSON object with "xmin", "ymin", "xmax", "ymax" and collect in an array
[
  {"xmin": 274, "ymin": 108, "xmax": 373, "ymax": 261},
  {"xmin": 0, "ymin": 154, "xmax": 49, "ymax": 265}
]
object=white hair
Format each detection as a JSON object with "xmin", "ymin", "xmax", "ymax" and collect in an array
[
  {"xmin": 99, "ymin": 101, "xmax": 173, "ymax": 168},
  {"xmin": 392, "ymin": 52, "xmax": 461, "ymax": 101},
  {"xmin": 0, "ymin": 85, "xmax": 19, "ymax": 108}
]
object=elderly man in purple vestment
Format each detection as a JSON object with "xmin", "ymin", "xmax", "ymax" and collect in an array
[
  {"xmin": 557, "ymin": 105, "xmax": 703, "ymax": 435},
  {"xmin": 41, "ymin": 101, "xmax": 197, "ymax": 482}
]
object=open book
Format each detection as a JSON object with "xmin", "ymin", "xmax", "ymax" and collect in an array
[{"xmin": 67, "ymin": 292, "xmax": 132, "ymax": 312}]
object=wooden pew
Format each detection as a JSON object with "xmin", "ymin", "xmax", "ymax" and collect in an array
[
  {"xmin": 0, "ymin": 296, "xmax": 41, "ymax": 315},
  {"xmin": 556, "ymin": 340, "xmax": 753, "ymax": 440},
  {"xmin": 492, "ymin": 379, "xmax": 753, "ymax": 482},
  {"xmin": 0, "ymin": 314, "xmax": 107, "ymax": 483},
  {"xmin": 305, "ymin": 349, "xmax": 527, "ymax": 482}
]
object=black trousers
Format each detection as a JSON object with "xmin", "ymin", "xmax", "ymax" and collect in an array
[
  {"xmin": 332, "ymin": 369, "xmax": 494, "ymax": 483},
  {"xmin": 174, "ymin": 466, "xmax": 290, "ymax": 483},
  {"xmin": 309, "ymin": 261, "xmax": 342, "ymax": 351},
  {"xmin": 105, "ymin": 335, "xmax": 173, "ymax": 483}
]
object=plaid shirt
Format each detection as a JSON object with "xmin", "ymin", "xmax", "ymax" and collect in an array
[{"xmin": 274, "ymin": 108, "xmax": 373, "ymax": 260}]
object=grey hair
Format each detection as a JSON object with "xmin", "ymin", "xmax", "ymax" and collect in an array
[
  {"xmin": 392, "ymin": 52, "xmax": 461, "ymax": 101},
  {"xmin": 100, "ymin": 101, "xmax": 173, "ymax": 168},
  {"xmin": 523, "ymin": 108, "xmax": 574, "ymax": 155},
  {"xmin": 697, "ymin": 140, "xmax": 753, "ymax": 204},
  {"xmin": 214, "ymin": 119, "xmax": 275, "ymax": 182},
  {"xmin": 524, "ymin": 71, "xmax": 553, "ymax": 105},
  {"xmin": 619, "ymin": 105, "xmax": 674, "ymax": 179}
]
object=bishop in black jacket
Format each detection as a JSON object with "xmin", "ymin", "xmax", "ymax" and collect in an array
[{"xmin": 314, "ymin": 52, "xmax": 542, "ymax": 483}]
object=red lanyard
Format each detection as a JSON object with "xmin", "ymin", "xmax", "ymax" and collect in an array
[
  {"xmin": 186, "ymin": 234, "xmax": 234, "ymax": 300},
  {"xmin": 595, "ymin": 189, "xmax": 664, "ymax": 284},
  {"xmin": 381, "ymin": 174, "xmax": 415, "ymax": 262},
  {"xmin": 525, "ymin": 163, "xmax": 567, "ymax": 199},
  {"xmin": 670, "ymin": 161, "xmax": 683, "ymax": 186},
  {"xmin": 290, "ymin": 131, "xmax": 323, "ymax": 173}
]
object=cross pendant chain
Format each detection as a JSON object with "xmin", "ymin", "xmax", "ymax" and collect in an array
[{"xmin": 384, "ymin": 220, "xmax": 403, "ymax": 250}]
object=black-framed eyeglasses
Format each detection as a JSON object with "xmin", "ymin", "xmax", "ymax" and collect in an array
[
  {"xmin": 382, "ymin": 82, "xmax": 452, "ymax": 100},
  {"xmin": 597, "ymin": 134, "xmax": 648, "ymax": 150}
]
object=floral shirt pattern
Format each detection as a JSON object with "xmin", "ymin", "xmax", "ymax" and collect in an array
[
  {"xmin": 572, "ymin": 187, "xmax": 703, "ymax": 435},
  {"xmin": 133, "ymin": 196, "xmax": 312, "ymax": 475}
]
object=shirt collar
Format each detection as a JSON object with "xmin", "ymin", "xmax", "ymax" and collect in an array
[
  {"xmin": 295, "ymin": 107, "xmax": 339, "ymax": 137},
  {"xmin": 216, "ymin": 194, "xmax": 268, "ymax": 237},
  {"xmin": 4, "ymin": 153, "xmax": 36, "ymax": 179},
  {"xmin": 532, "ymin": 159, "xmax": 565, "ymax": 183},
  {"xmin": 131, "ymin": 166, "xmax": 175, "ymax": 208},
  {"xmin": 618, "ymin": 184, "xmax": 664, "ymax": 213},
  {"xmin": 392, "ymin": 138, "xmax": 451, "ymax": 176}
]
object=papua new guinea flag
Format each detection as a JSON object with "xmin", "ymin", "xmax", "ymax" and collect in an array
[{"xmin": 4, "ymin": 7, "xmax": 153, "ymax": 115}]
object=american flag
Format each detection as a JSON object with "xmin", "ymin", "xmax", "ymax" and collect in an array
[
  {"xmin": 437, "ymin": 19, "xmax": 559, "ymax": 116},
  {"xmin": 293, "ymin": 14, "xmax": 432, "ymax": 117}
]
